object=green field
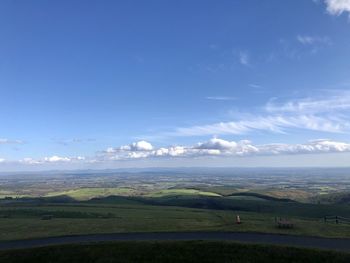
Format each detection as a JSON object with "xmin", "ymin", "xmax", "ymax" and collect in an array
[
  {"xmin": 44, "ymin": 187, "xmax": 222, "ymax": 200},
  {"xmin": 146, "ymin": 189, "xmax": 221, "ymax": 197},
  {"xmin": 45, "ymin": 188, "xmax": 137, "ymax": 200},
  {"xmin": 1, "ymin": 195, "xmax": 350, "ymax": 241},
  {"xmin": 0, "ymin": 241, "xmax": 349, "ymax": 263}
]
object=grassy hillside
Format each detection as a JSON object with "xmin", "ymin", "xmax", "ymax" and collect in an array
[
  {"xmin": 131, "ymin": 195, "xmax": 350, "ymax": 218},
  {"xmin": 311, "ymin": 192, "xmax": 350, "ymax": 205},
  {"xmin": 146, "ymin": 189, "xmax": 221, "ymax": 197},
  {"xmin": 45, "ymin": 188, "xmax": 136, "ymax": 200},
  {"xmin": 45, "ymin": 187, "xmax": 223, "ymax": 200},
  {"xmin": 0, "ymin": 241, "xmax": 349, "ymax": 263},
  {"xmin": 196, "ymin": 186, "xmax": 313, "ymax": 202},
  {"xmin": 1, "ymin": 198, "xmax": 350, "ymax": 241}
]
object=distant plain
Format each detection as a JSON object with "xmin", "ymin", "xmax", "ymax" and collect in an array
[{"xmin": 1, "ymin": 168, "xmax": 350, "ymax": 241}]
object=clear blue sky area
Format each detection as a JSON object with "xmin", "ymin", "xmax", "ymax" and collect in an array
[{"xmin": 1, "ymin": 0, "xmax": 350, "ymax": 170}]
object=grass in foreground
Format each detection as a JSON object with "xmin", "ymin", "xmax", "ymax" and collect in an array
[
  {"xmin": 1, "ymin": 201, "xmax": 350, "ymax": 241},
  {"xmin": 0, "ymin": 241, "xmax": 349, "ymax": 263}
]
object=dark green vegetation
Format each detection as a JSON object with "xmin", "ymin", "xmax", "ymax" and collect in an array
[
  {"xmin": 129, "ymin": 195, "xmax": 350, "ymax": 218},
  {"xmin": 1, "ymin": 193, "xmax": 350, "ymax": 241},
  {"xmin": 1, "ymin": 241, "xmax": 349, "ymax": 263},
  {"xmin": 311, "ymin": 192, "xmax": 350, "ymax": 205}
]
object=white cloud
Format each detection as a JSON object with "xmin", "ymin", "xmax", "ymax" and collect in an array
[
  {"xmin": 196, "ymin": 137, "xmax": 238, "ymax": 150},
  {"xmin": 98, "ymin": 141, "xmax": 156, "ymax": 160},
  {"xmin": 249, "ymin": 84, "xmax": 262, "ymax": 89},
  {"xmin": 239, "ymin": 51, "xmax": 250, "ymax": 66},
  {"xmin": 259, "ymin": 139, "xmax": 350, "ymax": 155},
  {"xmin": 324, "ymin": 0, "xmax": 350, "ymax": 16},
  {"xmin": 171, "ymin": 91, "xmax": 350, "ymax": 136},
  {"xmin": 295, "ymin": 35, "xmax": 331, "ymax": 55},
  {"xmin": 154, "ymin": 146, "xmax": 186, "ymax": 157},
  {"xmin": 44, "ymin": 156, "xmax": 71, "ymax": 162},
  {"xmin": 120, "ymin": 140, "xmax": 154, "ymax": 151},
  {"xmin": 20, "ymin": 158, "xmax": 43, "ymax": 165},
  {"xmin": 20, "ymin": 155, "xmax": 85, "ymax": 165},
  {"xmin": 195, "ymin": 138, "xmax": 259, "ymax": 156},
  {"xmin": 0, "ymin": 138, "xmax": 23, "ymax": 144},
  {"xmin": 54, "ymin": 138, "xmax": 96, "ymax": 146},
  {"xmin": 174, "ymin": 114, "xmax": 348, "ymax": 136},
  {"xmin": 2, "ymin": 137, "xmax": 350, "ymax": 166},
  {"xmin": 297, "ymin": 35, "xmax": 331, "ymax": 45},
  {"xmin": 129, "ymin": 141, "xmax": 153, "ymax": 151},
  {"xmin": 107, "ymin": 140, "xmax": 154, "ymax": 153},
  {"xmin": 96, "ymin": 138, "xmax": 350, "ymax": 161},
  {"xmin": 206, "ymin": 96, "xmax": 236, "ymax": 101},
  {"xmin": 265, "ymin": 92, "xmax": 350, "ymax": 113},
  {"xmin": 100, "ymin": 138, "xmax": 241, "ymax": 161}
]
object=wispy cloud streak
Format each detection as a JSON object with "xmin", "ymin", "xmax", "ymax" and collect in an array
[
  {"xmin": 206, "ymin": 96, "xmax": 236, "ymax": 101},
  {"xmin": 0, "ymin": 138, "xmax": 23, "ymax": 144},
  {"xmin": 172, "ymin": 91, "xmax": 350, "ymax": 136},
  {"xmin": 239, "ymin": 51, "xmax": 250, "ymax": 66}
]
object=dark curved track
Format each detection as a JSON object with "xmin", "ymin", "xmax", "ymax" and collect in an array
[{"xmin": 0, "ymin": 232, "xmax": 349, "ymax": 252}]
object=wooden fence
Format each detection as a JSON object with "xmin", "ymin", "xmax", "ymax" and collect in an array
[{"xmin": 324, "ymin": 215, "xmax": 350, "ymax": 224}]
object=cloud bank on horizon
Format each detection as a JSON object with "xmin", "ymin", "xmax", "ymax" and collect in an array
[
  {"xmin": 2, "ymin": 88, "xmax": 350, "ymax": 167},
  {"xmin": 0, "ymin": 137, "xmax": 348, "ymax": 167}
]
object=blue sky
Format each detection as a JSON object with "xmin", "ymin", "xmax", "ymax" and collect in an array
[{"xmin": 1, "ymin": 0, "xmax": 350, "ymax": 170}]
